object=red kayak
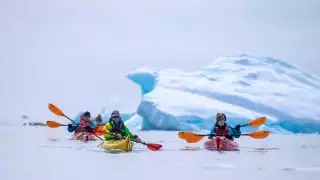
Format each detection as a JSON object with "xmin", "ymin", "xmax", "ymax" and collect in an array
[
  {"xmin": 204, "ymin": 137, "xmax": 239, "ymax": 151},
  {"xmin": 71, "ymin": 132, "xmax": 96, "ymax": 141}
]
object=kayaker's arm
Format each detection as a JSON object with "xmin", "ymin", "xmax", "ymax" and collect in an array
[
  {"xmin": 123, "ymin": 125, "xmax": 136, "ymax": 139},
  {"xmin": 231, "ymin": 125, "xmax": 241, "ymax": 138},
  {"xmin": 208, "ymin": 127, "xmax": 215, "ymax": 139},
  {"xmin": 67, "ymin": 123, "xmax": 78, "ymax": 133},
  {"xmin": 103, "ymin": 122, "xmax": 116, "ymax": 140}
]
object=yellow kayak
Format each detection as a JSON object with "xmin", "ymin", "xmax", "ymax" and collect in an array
[{"xmin": 101, "ymin": 136, "xmax": 133, "ymax": 152}]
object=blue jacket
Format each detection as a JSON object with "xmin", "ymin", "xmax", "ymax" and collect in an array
[
  {"xmin": 67, "ymin": 120, "xmax": 95, "ymax": 133},
  {"xmin": 209, "ymin": 126, "xmax": 241, "ymax": 140}
]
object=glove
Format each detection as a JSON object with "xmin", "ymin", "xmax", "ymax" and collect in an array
[
  {"xmin": 115, "ymin": 134, "xmax": 122, "ymax": 140},
  {"xmin": 133, "ymin": 135, "xmax": 141, "ymax": 143},
  {"xmin": 68, "ymin": 124, "xmax": 73, "ymax": 129},
  {"xmin": 235, "ymin": 124, "xmax": 241, "ymax": 130},
  {"xmin": 225, "ymin": 134, "xmax": 233, "ymax": 139}
]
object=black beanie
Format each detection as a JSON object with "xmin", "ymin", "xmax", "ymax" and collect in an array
[{"xmin": 83, "ymin": 111, "xmax": 91, "ymax": 117}]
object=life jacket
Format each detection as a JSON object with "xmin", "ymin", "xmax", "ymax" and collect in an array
[
  {"xmin": 75, "ymin": 119, "xmax": 92, "ymax": 133},
  {"xmin": 109, "ymin": 119, "xmax": 126, "ymax": 136},
  {"xmin": 214, "ymin": 126, "xmax": 228, "ymax": 136}
]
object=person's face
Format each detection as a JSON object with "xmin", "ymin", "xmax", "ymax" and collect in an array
[
  {"xmin": 83, "ymin": 115, "xmax": 90, "ymax": 121},
  {"xmin": 217, "ymin": 120, "xmax": 225, "ymax": 127},
  {"xmin": 112, "ymin": 114, "xmax": 120, "ymax": 122}
]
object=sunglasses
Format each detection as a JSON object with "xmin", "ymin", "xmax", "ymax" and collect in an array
[
  {"xmin": 112, "ymin": 115, "xmax": 120, "ymax": 118},
  {"xmin": 216, "ymin": 116, "xmax": 225, "ymax": 121}
]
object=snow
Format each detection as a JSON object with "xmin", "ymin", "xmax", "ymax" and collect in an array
[
  {"xmin": 1, "ymin": 126, "xmax": 320, "ymax": 180},
  {"xmin": 127, "ymin": 54, "xmax": 320, "ymax": 133}
]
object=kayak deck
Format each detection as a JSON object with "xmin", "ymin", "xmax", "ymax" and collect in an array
[
  {"xmin": 72, "ymin": 132, "xmax": 96, "ymax": 141},
  {"xmin": 101, "ymin": 136, "xmax": 133, "ymax": 152},
  {"xmin": 204, "ymin": 137, "xmax": 239, "ymax": 151}
]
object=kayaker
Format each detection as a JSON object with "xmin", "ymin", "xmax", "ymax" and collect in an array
[
  {"xmin": 67, "ymin": 111, "xmax": 95, "ymax": 134},
  {"xmin": 103, "ymin": 110, "xmax": 141, "ymax": 142},
  {"xmin": 208, "ymin": 112, "xmax": 241, "ymax": 141},
  {"xmin": 93, "ymin": 114, "xmax": 103, "ymax": 125}
]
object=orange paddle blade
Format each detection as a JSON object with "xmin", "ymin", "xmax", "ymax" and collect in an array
[
  {"xmin": 48, "ymin": 104, "xmax": 65, "ymax": 116},
  {"xmin": 178, "ymin": 131, "xmax": 187, "ymax": 139},
  {"xmin": 178, "ymin": 132, "xmax": 206, "ymax": 143},
  {"xmin": 248, "ymin": 131, "xmax": 269, "ymax": 139},
  {"xmin": 248, "ymin": 116, "xmax": 266, "ymax": 127},
  {"xmin": 93, "ymin": 126, "xmax": 106, "ymax": 136},
  {"xmin": 146, "ymin": 144, "xmax": 162, "ymax": 151},
  {"xmin": 47, "ymin": 121, "xmax": 62, "ymax": 128}
]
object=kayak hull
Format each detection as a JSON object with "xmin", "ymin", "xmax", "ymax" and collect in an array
[
  {"xmin": 72, "ymin": 132, "xmax": 96, "ymax": 141},
  {"xmin": 101, "ymin": 136, "xmax": 133, "ymax": 152},
  {"xmin": 204, "ymin": 137, "xmax": 239, "ymax": 151}
]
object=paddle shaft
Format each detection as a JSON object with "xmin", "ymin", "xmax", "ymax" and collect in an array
[
  {"xmin": 139, "ymin": 141, "xmax": 159, "ymax": 149},
  {"xmin": 196, "ymin": 133, "xmax": 253, "ymax": 137},
  {"xmin": 64, "ymin": 115, "xmax": 75, "ymax": 123}
]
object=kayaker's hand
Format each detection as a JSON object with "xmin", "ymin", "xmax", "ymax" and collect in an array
[
  {"xmin": 235, "ymin": 124, "xmax": 241, "ymax": 130},
  {"xmin": 225, "ymin": 134, "xmax": 232, "ymax": 139},
  {"xmin": 134, "ymin": 135, "xmax": 141, "ymax": 143},
  {"xmin": 115, "ymin": 134, "xmax": 122, "ymax": 140},
  {"xmin": 68, "ymin": 124, "xmax": 73, "ymax": 129}
]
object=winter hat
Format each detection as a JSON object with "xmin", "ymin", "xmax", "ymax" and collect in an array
[
  {"xmin": 83, "ymin": 111, "xmax": 91, "ymax": 117},
  {"xmin": 111, "ymin": 110, "xmax": 120, "ymax": 116},
  {"xmin": 216, "ymin": 112, "xmax": 226, "ymax": 121}
]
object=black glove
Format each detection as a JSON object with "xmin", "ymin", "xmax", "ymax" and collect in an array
[
  {"xmin": 235, "ymin": 124, "xmax": 241, "ymax": 130},
  {"xmin": 225, "ymin": 134, "xmax": 233, "ymax": 139},
  {"xmin": 67, "ymin": 124, "xmax": 73, "ymax": 129},
  {"xmin": 208, "ymin": 134, "xmax": 216, "ymax": 139}
]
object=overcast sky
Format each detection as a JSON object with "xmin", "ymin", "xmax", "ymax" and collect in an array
[{"xmin": 1, "ymin": 0, "xmax": 320, "ymax": 124}]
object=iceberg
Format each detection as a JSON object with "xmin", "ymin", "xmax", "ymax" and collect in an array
[{"xmin": 126, "ymin": 53, "xmax": 320, "ymax": 133}]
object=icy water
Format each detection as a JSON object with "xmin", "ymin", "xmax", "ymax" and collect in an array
[{"xmin": 1, "ymin": 126, "xmax": 320, "ymax": 180}]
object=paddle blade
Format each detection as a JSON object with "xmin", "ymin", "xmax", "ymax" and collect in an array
[
  {"xmin": 248, "ymin": 131, "xmax": 269, "ymax": 139},
  {"xmin": 178, "ymin": 132, "xmax": 206, "ymax": 143},
  {"xmin": 47, "ymin": 121, "xmax": 61, "ymax": 128},
  {"xmin": 248, "ymin": 116, "xmax": 266, "ymax": 127},
  {"xmin": 93, "ymin": 126, "xmax": 106, "ymax": 136},
  {"xmin": 48, "ymin": 104, "xmax": 65, "ymax": 116},
  {"xmin": 146, "ymin": 143, "xmax": 162, "ymax": 151},
  {"xmin": 178, "ymin": 131, "xmax": 187, "ymax": 139}
]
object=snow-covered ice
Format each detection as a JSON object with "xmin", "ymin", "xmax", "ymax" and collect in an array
[
  {"xmin": 127, "ymin": 54, "xmax": 320, "ymax": 133},
  {"xmin": 1, "ymin": 126, "xmax": 320, "ymax": 180}
]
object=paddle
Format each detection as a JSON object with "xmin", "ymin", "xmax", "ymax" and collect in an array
[
  {"xmin": 93, "ymin": 126, "xmax": 162, "ymax": 151},
  {"xmin": 178, "ymin": 131, "xmax": 270, "ymax": 143},
  {"xmin": 48, "ymin": 103, "xmax": 74, "ymax": 123},
  {"xmin": 47, "ymin": 120, "xmax": 68, "ymax": 128},
  {"xmin": 47, "ymin": 120, "xmax": 104, "ymax": 130},
  {"xmin": 240, "ymin": 116, "xmax": 266, "ymax": 127},
  {"xmin": 178, "ymin": 116, "xmax": 266, "ymax": 140}
]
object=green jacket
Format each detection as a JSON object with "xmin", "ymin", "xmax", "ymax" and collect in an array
[{"xmin": 103, "ymin": 120, "xmax": 136, "ymax": 140}]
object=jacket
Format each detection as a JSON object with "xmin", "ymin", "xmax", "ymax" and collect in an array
[
  {"xmin": 208, "ymin": 125, "xmax": 241, "ymax": 140},
  {"xmin": 103, "ymin": 118, "xmax": 136, "ymax": 140}
]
